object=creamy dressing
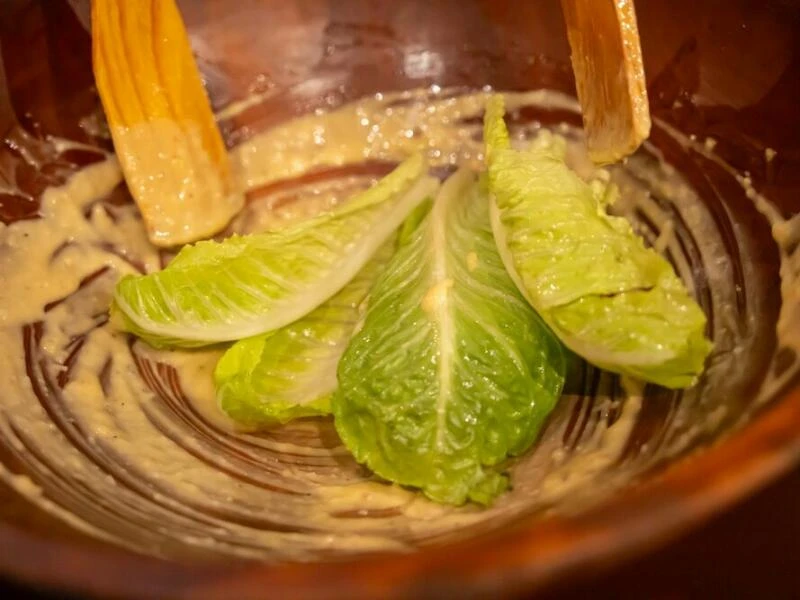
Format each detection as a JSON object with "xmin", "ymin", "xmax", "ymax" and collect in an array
[
  {"xmin": 232, "ymin": 89, "xmax": 577, "ymax": 190},
  {"xmin": 0, "ymin": 88, "xmax": 795, "ymax": 560}
]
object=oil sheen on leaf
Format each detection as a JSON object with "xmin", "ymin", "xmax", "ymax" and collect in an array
[
  {"xmin": 333, "ymin": 168, "xmax": 566, "ymax": 505},
  {"xmin": 484, "ymin": 95, "xmax": 712, "ymax": 388}
]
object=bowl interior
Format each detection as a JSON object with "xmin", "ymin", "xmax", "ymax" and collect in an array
[{"xmin": 0, "ymin": 0, "xmax": 798, "ymax": 595}]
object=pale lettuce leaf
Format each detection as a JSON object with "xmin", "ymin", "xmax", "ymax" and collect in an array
[
  {"xmin": 484, "ymin": 95, "xmax": 712, "ymax": 388},
  {"xmin": 112, "ymin": 155, "xmax": 438, "ymax": 347},
  {"xmin": 214, "ymin": 241, "xmax": 396, "ymax": 427},
  {"xmin": 333, "ymin": 168, "xmax": 566, "ymax": 505}
]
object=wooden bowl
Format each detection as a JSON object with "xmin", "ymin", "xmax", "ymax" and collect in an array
[{"xmin": 0, "ymin": 0, "xmax": 798, "ymax": 597}]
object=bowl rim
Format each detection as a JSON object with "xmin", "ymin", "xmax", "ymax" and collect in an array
[{"xmin": 0, "ymin": 383, "xmax": 798, "ymax": 599}]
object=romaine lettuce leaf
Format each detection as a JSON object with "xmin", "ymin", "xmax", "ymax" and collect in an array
[
  {"xmin": 214, "ymin": 241, "xmax": 396, "ymax": 427},
  {"xmin": 112, "ymin": 154, "xmax": 438, "ymax": 347},
  {"xmin": 332, "ymin": 168, "xmax": 566, "ymax": 505},
  {"xmin": 484, "ymin": 95, "xmax": 712, "ymax": 388}
]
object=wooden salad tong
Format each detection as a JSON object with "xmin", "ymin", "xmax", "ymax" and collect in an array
[{"xmin": 560, "ymin": 0, "xmax": 651, "ymax": 164}]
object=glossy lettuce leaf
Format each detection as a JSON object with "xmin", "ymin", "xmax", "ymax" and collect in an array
[
  {"xmin": 112, "ymin": 154, "xmax": 438, "ymax": 347},
  {"xmin": 396, "ymin": 197, "xmax": 433, "ymax": 247},
  {"xmin": 484, "ymin": 95, "xmax": 712, "ymax": 388},
  {"xmin": 214, "ymin": 241, "xmax": 396, "ymax": 427},
  {"xmin": 332, "ymin": 168, "xmax": 566, "ymax": 505}
]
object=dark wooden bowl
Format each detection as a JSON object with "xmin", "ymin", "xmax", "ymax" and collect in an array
[{"xmin": 0, "ymin": 1, "xmax": 798, "ymax": 598}]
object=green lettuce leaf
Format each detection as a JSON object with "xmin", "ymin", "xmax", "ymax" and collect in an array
[
  {"xmin": 214, "ymin": 241, "xmax": 396, "ymax": 427},
  {"xmin": 112, "ymin": 154, "xmax": 438, "ymax": 347},
  {"xmin": 396, "ymin": 197, "xmax": 433, "ymax": 247},
  {"xmin": 484, "ymin": 95, "xmax": 712, "ymax": 388},
  {"xmin": 332, "ymin": 168, "xmax": 566, "ymax": 505}
]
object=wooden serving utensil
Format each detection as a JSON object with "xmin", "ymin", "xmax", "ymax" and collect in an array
[
  {"xmin": 92, "ymin": 0, "xmax": 243, "ymax": 247},
  {"xmin": 560, "ymin": 0, "xmax": 651, "ymax": 164}
]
